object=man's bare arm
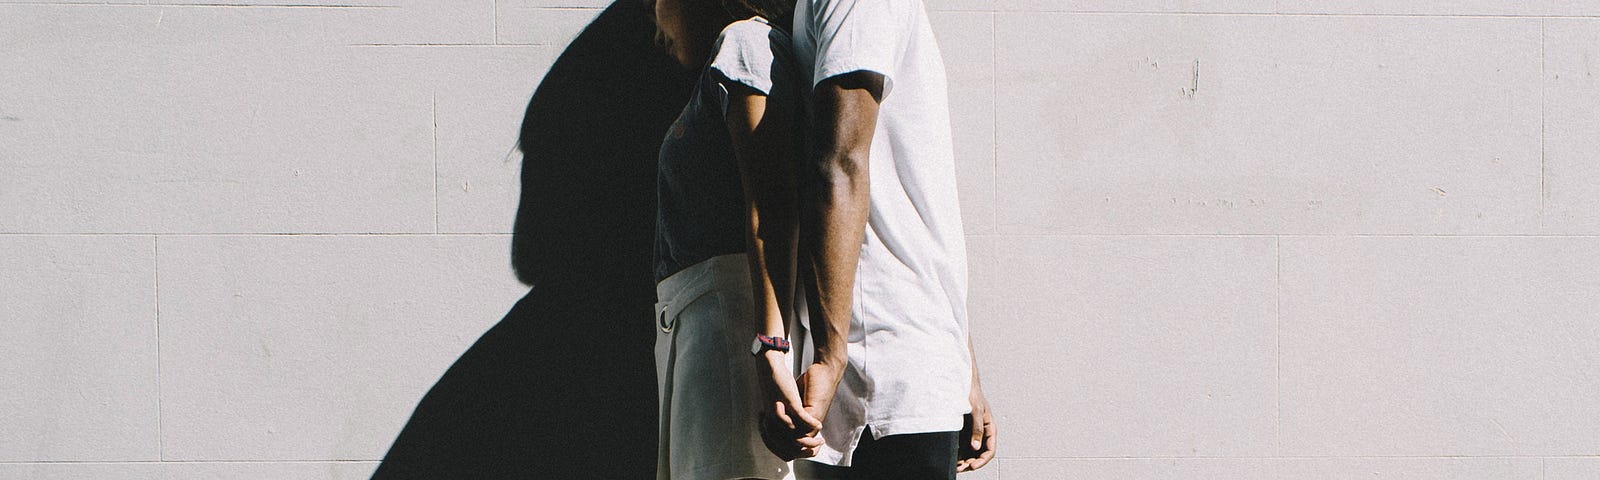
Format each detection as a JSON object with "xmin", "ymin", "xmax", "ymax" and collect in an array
[{"xmin": 797, "ymin": 71, "xmax": 885, "ymax": 423}]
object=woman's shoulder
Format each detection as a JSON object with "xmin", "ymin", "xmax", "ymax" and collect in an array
[
  {"xmin": 708, "ymin": 17, "xmax": 798, "ymax": 95},
  {"xmin": 715, "ymin": 17, "xmax": 794, "ymax": 57}
]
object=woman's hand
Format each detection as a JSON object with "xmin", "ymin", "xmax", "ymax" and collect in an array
[{"xmin": 756, "ymin": 351, "xmax": 824, "ymax": 460}]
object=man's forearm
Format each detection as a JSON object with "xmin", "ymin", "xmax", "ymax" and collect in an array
[{"xmin": 801, "ymin": 152, "xmax": 870, "ymax": 368}]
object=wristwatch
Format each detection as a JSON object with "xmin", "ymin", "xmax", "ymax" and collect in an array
[{"xmin": 751, "ymin": 334, "xmax": 791, "ymax": 356}]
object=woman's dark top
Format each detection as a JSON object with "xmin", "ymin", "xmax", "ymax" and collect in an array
[{"xmin": 654, "ymin": 17, "xmax": 800, "ymax": 283}]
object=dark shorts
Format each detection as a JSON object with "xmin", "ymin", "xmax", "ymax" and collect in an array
[{"xmin": 795, "ymin": 426, "xmax": 958, "ymax": 480}]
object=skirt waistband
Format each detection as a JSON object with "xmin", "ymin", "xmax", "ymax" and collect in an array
[{"xmin": 655, "ymin": 254, "xmax": 751, "ymax": 332}]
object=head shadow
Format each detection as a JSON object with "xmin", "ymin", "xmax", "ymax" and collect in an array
[{"xmin": 371, "ymin": 1, "xmax": 691, "ymax": 478}]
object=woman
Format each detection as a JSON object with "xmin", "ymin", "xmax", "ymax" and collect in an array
[{"xmin": 650, "ymin": 0, "xmax": 818, "ymax": 478}]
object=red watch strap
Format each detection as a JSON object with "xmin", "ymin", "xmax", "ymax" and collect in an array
[{"xmin": 756, "ymin": 334, "xmax": 790, "ymax": 352}]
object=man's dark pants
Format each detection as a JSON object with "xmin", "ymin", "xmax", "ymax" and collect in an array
[{"xmin": 794, "ymin": 426, "xmax": 959, "ymax": 480}]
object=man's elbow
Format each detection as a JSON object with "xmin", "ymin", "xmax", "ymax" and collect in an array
[{"xmin": 813, "ymin": 149, "xmax": 870, "ymax": 195}]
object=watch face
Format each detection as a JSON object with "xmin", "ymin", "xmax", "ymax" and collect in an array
[{"xmin": 751, "ymin": 337, "xmax": 764, "ymax": 356}]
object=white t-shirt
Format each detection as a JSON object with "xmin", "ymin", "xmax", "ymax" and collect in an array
[{"xmin": 790, "ymin": 0, "xmax": 973, "ymax": 467}]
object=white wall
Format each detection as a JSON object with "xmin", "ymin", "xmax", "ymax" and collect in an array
[{"xmin": 3, "ymin": 1, "xmax": 1598, "ymax": 478}]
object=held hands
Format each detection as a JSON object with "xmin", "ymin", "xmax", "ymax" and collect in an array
[
  {"xmin": 956, "ymin": 386, "xmax": 997, "ymax": 472},
  {"xmin": 758, "ymin": 349, "xmax": 993, "ymax": 470},
  {"xmin": 756, "ymin": 355, "xmax": 848, "ymax": 460},
  {"xmin": 756, "ymin": 351, "xmax": 824, "ymax": 460}
]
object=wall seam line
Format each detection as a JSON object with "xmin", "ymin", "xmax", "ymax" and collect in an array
[
  {"xmin": 1539, "ymin": 18, "xmax": 1547, "ymax": 229},
  {"xmin": 6, "ymin": 455, "xmax": 1600, "ymax": 465},
  {"xmin": 968, "ymin": 11, "xmax": 1600, "ymax": 19},
  {"xmin": 433, "ymin": 92, "xmax": 440, "ymax": 234},
  {"xmin": 0, "ymin": 460, "xmax": 385, "ymax": 465},
  {"xmin": 9, "ymin": 233, "xmax": 1596, "ymax": 238},
  {"xmin": 0, "ymin": 3, "xmax": 398, "ymax": 8},
  {"xmin": 990, "ymin": 11, "xmax": 998, "ymax": 234},
  {"xmin": 154, "ymin": 235, "xmax": 163, "ymax": 461},
  {"xmin": 1274, "ymin": 235, "xmax": 1281, "ymax": 457}
]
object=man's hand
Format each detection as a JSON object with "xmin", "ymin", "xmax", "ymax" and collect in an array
[
  {"xmin": 956, "ymin": 386, "xmax": 997, "ymax": 472},
  {"xmin": 797, "ymin": 360, "xmax": 844, "ymax": 428},
  {"xmin": 756, "ymin": 351, "xmax": 824, "ymax": 460}
]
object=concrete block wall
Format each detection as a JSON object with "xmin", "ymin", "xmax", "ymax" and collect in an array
[{"xmin": 2, "ymin": 1, "xmax": 1597, "ymax": 478}]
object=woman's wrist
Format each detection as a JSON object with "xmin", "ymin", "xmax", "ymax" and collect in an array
[{"xmin": 759, "ymin": 313, "xmax": 788, "ymax": 338}]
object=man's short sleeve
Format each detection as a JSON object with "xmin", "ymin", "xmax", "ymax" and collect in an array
[{"xmin": 805, "ymin": 0, "xmax": 910, "ymax": 91}]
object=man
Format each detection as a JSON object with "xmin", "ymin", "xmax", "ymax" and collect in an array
[{"xmin": 753, "ymin": 0, "xmax": 997, "ymax": 477}]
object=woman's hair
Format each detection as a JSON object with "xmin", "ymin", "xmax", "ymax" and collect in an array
[
  {"xmin": 643, "ymin": 0, "xmax": 796, "ymax": 37},
  {"xmin": 726, "ymin": 0, "xmax": 793, "ymax": 25},
  {"xmin": 721, "ymin": 0, "xmax": 794, "ymax": 33}
]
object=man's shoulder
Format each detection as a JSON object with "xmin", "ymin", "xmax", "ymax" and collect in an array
[
  {"xmin": 807, "ymin": 0, "xmax": 922, "ymax": 9},
  {"xmin": 802, "ymin": 0, "xmax": 925, "ymax": 25}
]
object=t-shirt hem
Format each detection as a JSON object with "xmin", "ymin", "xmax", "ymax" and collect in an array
[
  {"xmin": 710, "ymin": 68, "xmax": 773, "ymax": 96},
  {"xmin": 864, "ymin": 416, "xmax": 964, "ymax": 439},
  {"xmin": 806, "ymin": 449, "xmax": 847, "ymax": 468}
]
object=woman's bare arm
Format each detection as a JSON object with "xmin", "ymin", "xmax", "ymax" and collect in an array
[{"xmin": 724, "ymin": 81, "xmax": 824, "ymax": 459}]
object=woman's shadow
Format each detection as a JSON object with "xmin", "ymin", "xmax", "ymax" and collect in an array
[{"xmin": 372, "ymin": 2, "xmax": 691, "ymax": 478}]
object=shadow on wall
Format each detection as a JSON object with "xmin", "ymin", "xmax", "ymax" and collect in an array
[{"xmin": 372, "ymin": 1, "xmax": 692, "ymax": 478}]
